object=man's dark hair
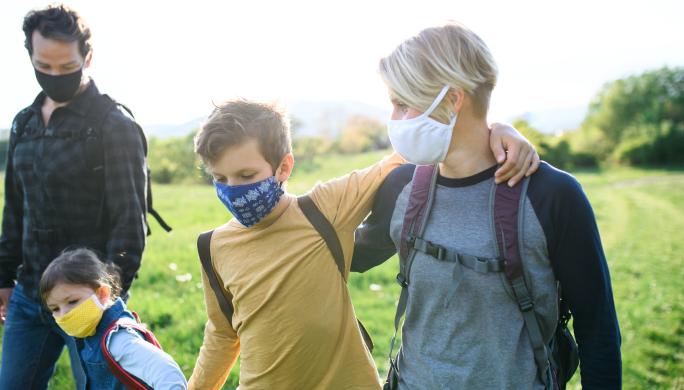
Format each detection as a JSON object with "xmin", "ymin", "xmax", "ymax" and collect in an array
[{"xmin": 22, "ymin": 4, "xmax": 92, "ymax": 57}]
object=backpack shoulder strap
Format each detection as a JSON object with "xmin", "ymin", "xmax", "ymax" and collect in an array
[
  {"xmin": 88, "ymin": 94, "xmax": 172, "ymax": 233},
  {"xmin": 388, "ymin": 164, "xmax": 439, "ymax": 363},
  {"xmin": 100, "ymin": 318, "xmax": 160, "ymax": 390},
  {"xmin": 297, "ymin": 195, "xmax": 345, "ymax": 278},
  {"xmin": 9, "ymin": 108, "xmax": 34, "ymax": 150},
  {"xmin": 197, "ymin": 230, "xmax": 234, "ymax": 327},
  {"xmin": 297, "ymin": 195, "xmax": 374, "ymax": 352},
  {"xmin": 493, "ymin": 178, "xmax": 553, "ymax": 387}
]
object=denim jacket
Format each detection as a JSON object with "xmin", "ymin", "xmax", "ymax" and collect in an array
[{"xmin": 78, "ymin": 298, "xmax": 144, "ymax": 390}]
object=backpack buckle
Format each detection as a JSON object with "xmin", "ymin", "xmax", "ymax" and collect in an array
[
  {"xmin": 396, "ymin": 273, "xmax": 408, "ymax": 288},
  {"xmin": 426, "ymin": 243, "xmax": 446, "ymax": 261}
]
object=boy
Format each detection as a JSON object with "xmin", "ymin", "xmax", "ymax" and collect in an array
[{"xmin": 188, "ymin": 99, "xmax": 538, "ymax": 389}]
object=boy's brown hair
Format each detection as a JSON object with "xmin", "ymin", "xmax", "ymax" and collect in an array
[{"xmin": 195, "ymin": 100, "xmax": 292, "ymax": 170}]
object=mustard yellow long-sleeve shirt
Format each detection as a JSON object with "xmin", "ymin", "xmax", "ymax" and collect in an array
[{"xmin": 189, "ymin": 154, "xmax": 404, "ymax": 390}]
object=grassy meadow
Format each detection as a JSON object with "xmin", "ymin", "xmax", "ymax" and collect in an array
[{"xmin": 0, "ymin": 150, "xmax": 682, "ymax": 389}]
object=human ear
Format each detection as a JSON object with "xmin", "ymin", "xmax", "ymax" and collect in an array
[
  {"xmin": 450, "ymin": 89, "xmax": 465, "ymax": 114},
  {"xmin": 276, "ymin": 153, "xmax": 295, "ymax": 183},
  {"xmin": 84, "ymin": 50, "xmax": 93, "ymax": 69},
  {"xmin": 96, "ymin": 285, "xmax": 111, "ymax": 305}
]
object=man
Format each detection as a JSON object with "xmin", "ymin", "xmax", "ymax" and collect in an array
[{"xmin": 0, "ymin": 5, "xmax": 148, "ymax": 389}]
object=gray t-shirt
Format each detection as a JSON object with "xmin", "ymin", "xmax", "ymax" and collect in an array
[{"xmin": 352, "ymin": 163, "xmax": 621, "ymax": 389}]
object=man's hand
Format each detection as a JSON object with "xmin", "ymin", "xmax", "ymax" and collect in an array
[
  {"xmin": 489, "ymin": 122, "xmax": 541, "ymax": 186},
  {"xmin": 0, "ymin": 287, "xmax": 14, "ymax": 325}
]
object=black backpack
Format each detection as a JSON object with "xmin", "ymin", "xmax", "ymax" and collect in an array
[
  {"xmin": 197, "ymin": 195, "xmax": 374, "ymax": 353},
  {"xmin": 384, "ymin": 165, "xmax": 579, "ymax": 390},
  {"xmin": 9, "ymin": 94, "xmax": 171, "ymax": 235}
]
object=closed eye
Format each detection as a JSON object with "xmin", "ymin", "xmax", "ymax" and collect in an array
[{"xmin": 213, "ymin": 175, "xmax": 227, "ymax": 184}]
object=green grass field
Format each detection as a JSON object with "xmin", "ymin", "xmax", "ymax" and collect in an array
[{"xmin": 1, "ymin": 151, "xmax": 683, "ymax": 389}]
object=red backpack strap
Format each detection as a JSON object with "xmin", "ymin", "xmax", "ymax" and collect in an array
[
  {"xmin": 493, "ymin": 178, "xmax": 554, "ymax": 387},
  {"xmin": 388, "ymin": 165, "xmax": 439, "ymax": 371},
  {"xmin": 101, "ymin": 318, "xmax": 162, "ymax": 390},
  {"xmin": 398, "ymin": 165, "xmax": 436, "ymax": 264}
]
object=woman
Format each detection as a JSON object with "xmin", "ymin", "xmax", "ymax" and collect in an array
[{"xmin": 352, "ymin": 22, "xmax": 621, "ymax": 390}]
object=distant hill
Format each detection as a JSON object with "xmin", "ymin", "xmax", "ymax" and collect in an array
[
  {"xmin": 288, "ymin": 100, "xmax": 390, "ymax": 138},
  {"xmin": 139, "ymin": 101, "xmax": 587, "ymax": 139},
  {"xmin": 512, "ymin": 105, "xmax": 587, "ymax": 134},
  {"xmin": 143, "ymin": 117, "xmax": 204, "ymax": 139}
]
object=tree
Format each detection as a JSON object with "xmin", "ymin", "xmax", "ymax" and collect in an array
[
  {"xmin": 582, "ymin": 67, "xmax": 684, "ymax": 162},
  {"xmin": 337, "ymin": 115, "xmax": 389, "ymax": 154}
]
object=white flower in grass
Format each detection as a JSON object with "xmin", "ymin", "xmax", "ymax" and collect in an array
[
  {"xmin": 168, "ymin": 263, "xmax": 177, "ymax": 271},
  {"xmin": 369, "ymin": 283, "xmax": 382, "ymax": 292},
  {"xmin": 176, "ymin": 273, "xmax": 192, "ymax": 283}
]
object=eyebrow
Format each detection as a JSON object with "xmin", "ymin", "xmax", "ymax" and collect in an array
[{"xmin": 34, "ymin": 60, "xmax": 80, "ymax": 67}]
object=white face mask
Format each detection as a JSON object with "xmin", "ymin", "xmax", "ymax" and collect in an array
[{"xmin": 387, "ymin": 85, "xmax": 457, "ymax": 165}]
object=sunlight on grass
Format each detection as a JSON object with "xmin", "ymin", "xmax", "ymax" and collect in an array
[{"xmin": 1, "ymin": 156, "xmax": 682, "ymax": 389}]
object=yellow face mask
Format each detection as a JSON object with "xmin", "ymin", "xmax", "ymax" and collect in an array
[{"xmin": 55, "ymin": 294, "xmax": 105, "ymax": 338}]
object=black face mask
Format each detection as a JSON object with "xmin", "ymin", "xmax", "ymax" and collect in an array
[{"xmin": 34, "ymin": 68, "xmax": 83, "ymax": 103}]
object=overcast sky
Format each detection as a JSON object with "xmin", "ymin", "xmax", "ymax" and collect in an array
[{"xmin": 1, "ymin": 0, "xmax": 682, "ymax": 128}]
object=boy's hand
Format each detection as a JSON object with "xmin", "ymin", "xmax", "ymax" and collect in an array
[{"xmin": 489, "ymin": 122, "xmax": 540, "ymax": 186}]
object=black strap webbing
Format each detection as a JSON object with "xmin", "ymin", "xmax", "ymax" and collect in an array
[
  {"xmin": 297, "ymin": 195, "xmax": 345, "ymax": 278},
  {"xmin": 197, "ymin": 230, "xmax": 234, "ymax": 327},
  {"xmin": 196, "ymin": 195, "xmax": 373, "ymax": 351}
]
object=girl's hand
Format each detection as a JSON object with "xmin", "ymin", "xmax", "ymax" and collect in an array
[{"xmin": 489, "ymin": 122, "xmax": 540, "ymax": 186}]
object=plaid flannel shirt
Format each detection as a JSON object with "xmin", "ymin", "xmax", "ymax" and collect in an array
[{"xmin": 0, "ymin": 81, "xmax": 147, "ymax": 299}]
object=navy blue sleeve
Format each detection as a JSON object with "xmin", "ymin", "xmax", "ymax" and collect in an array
[
  {"xmin": 351, "ymin": 164, "xmax": 415, "ymax": 273},
  {"xmin": 528, "ymin": 163, "xmax": 622, "ymax": 389}
]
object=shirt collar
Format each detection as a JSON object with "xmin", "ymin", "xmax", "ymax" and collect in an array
[{"xmin": 28, "ymin": 78, "xmax": 100, "ymax": 117}]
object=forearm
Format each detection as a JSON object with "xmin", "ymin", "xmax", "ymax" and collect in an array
[
  {"xmin": 189, "ymin": 272, "xmax": 241, "ymax": 390},
  {"xmin": 110, "ymin": 330, "xmax": 188, "ymax": 390},
  {"xmin": 188, "ymin": 323, "xmax": 239, "ymax": 390},
  {"xmin": 550, "ymin": 178, "xmax": 622, "ymax": 387},
  {"xmin": 0, "ymin": 156, "xmax": 23, "ymax": 287}
]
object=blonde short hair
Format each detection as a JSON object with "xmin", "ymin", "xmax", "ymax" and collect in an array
[{"xmin": 379, "ymin": 21, "xmax": 498, "ymax": 121}]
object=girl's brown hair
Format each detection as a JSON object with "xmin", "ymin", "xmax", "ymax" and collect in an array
[{"xmin": 39, "ymin": 248, "xmax": 122, "ymax": 304}]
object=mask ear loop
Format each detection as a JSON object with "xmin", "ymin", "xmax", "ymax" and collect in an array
[{"xmin": 423, "ymin": 85, "xmax": 452, "ymax": 116}]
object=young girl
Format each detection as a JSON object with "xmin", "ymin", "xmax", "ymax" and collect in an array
[{"xmin": 40, "ymin": 248, "xmax": 188, "ymax": 390}]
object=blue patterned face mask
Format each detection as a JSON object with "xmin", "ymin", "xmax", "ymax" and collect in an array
[{"xmin": 214, "ymin": 176, "xmax": 284, "ymax": 227}]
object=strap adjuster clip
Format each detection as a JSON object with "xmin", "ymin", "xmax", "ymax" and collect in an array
[{"xmin": 396, "ymin": 273, "xmax": 408, "ymax": 288}]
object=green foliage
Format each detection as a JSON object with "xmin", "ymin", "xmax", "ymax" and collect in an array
[
  {"xmin": 147, "ymin": 131, "xmax": 208, "ymax": 184},
  {"xmin": 0, "ymin": 139, "xmax": 8, "ymax": 171},
  {"xmin": 581, "ymin": 66, "xmax": 684, "ymax": 163},
  {"xmin": 511, "ymin": 119, "xmax": 598, "ymax": 170},
  {"xmin": 1, "ymin": 153, "xmax": 683, "ymax": 389},
  {"xmin": 337, "ymin": 115, "xmax": 389, "ymax": 154},
  {"xmin": 292, "ymin": 136, "xmax": 332, "ymax": 173}
]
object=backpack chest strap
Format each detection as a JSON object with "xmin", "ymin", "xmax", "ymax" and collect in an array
[{"xmin": 408, "ymin": 236, "xmax": 505, "ymax": 274}]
